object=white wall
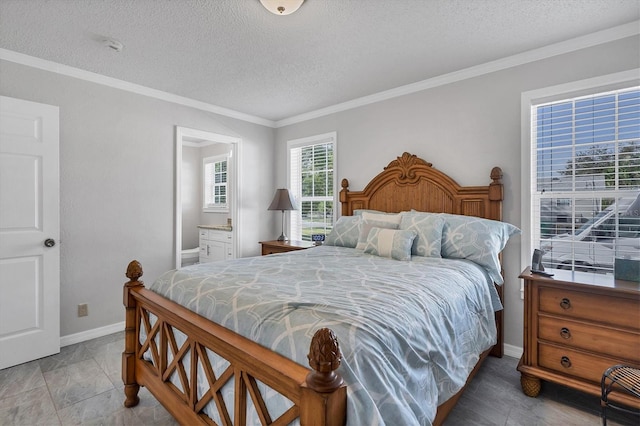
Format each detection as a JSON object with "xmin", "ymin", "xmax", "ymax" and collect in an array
[
  {"xmin": 0, "ymin": 59, "xmax": 276, "ymax": 337},
  {"xmin": 273, "ymin": 36, "xmax": 640, "ymax": 353}
]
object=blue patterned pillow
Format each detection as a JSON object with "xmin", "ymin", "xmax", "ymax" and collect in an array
[
  {"xmin": 440, "ymin": 213, "xmax": 520, "ymax": 284},
  {"xmin": 399, "ymin": 212, "xmax": 445, "ymax": 258},
  {"xmin": 325, "ymin": 216, "xmax": 362, "ymax": 248},
  {"xmin": 363, "ymin": 227, "xmax": 418, "ymax": 261}
]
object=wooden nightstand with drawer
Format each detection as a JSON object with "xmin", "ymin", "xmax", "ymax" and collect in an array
[
  {"xmin": 260, "ymin": 240, "xmax": 315, "ymax": 256},
  {"xmin": 518, "ymin": 267, "xmax": 640, "ymax": 409}
]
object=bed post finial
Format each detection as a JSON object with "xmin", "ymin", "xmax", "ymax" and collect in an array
[
  {"xmin": 123, "ymin": 260, "xmax": 144, "ymax": 408},
  {"xmin": 488, "ymin": 166, "xmax": 504, "ymax": 217},
  {"xmin": 126, "ymin": 260, "xmax": 143, "ymax": 281},
  {"xmin": 490, "ymin": 166, "xmax": 503, "ymax": 186},
  {"xmin": 301, "ymin": 328, "xmax": 347, "ymax": 424},
  {"xmin": 306, "ymin": 328, "xmax": 344, "ymax": 393},
  {"xmin": 340, "ymin": 179, "xmax": 351, "ymax": 216}
]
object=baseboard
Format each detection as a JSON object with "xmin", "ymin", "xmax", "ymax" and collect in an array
[
  {"xmin": 60, "ymin": 321, "xmax": 125, "ymax": 347},
  {"xmin": 504, "ymin": 343, "xmax": 523, "ymax": 359}
]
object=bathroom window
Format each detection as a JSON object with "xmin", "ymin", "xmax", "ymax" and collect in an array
[{"xmin": 203, "ymin": 155, "xmax": 228, "ymax": 212}]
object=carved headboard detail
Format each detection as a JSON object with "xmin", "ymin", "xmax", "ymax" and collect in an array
[{"xmin": 340, "ymin": 152, "xmax": 503, "ymax": 221}]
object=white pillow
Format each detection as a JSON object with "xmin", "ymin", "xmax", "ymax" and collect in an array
[{"xmin": 361, "ymin": 211, "xmax": 403, "ymax": 225}]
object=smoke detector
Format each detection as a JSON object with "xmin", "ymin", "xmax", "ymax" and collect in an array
[{"xmin": 103, "ymin": 38, "xmax": 123, "ymax": 52}]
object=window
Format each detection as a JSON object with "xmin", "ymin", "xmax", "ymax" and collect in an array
[
  {"xmin": 288, "ymin": 133, "xmax": 336, "ymax": 241},
  {"xmin": 529, "ymin": 86, "xmax": 640, "ymax": 274},
  {"xmin": 203, "ymin": 155, "xmax": 228, "ymax": 211}
]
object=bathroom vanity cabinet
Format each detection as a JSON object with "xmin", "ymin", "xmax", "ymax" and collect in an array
[{"xmin": 198, "ymin": 226, "xmax": 233, "ymax": 263}]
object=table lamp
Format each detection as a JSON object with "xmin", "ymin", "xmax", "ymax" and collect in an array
[{"xmin": 268, "ymin": 188, "xmax": 297, "ymax": 241}]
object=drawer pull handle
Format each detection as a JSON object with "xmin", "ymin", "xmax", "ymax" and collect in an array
[
  {"xmin": 560, "ymin": 298, "xmax": 571, "ymax": 309},
  {"xmin": 560, "ymin": 356, "xmax": 572, "ymax": 368},
  {"xmin": 560, "ymin": 327, "xmax": 571, "ymax": 339}
]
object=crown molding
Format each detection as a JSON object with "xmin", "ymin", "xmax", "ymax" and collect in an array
[
  {"xmin": 275, "ymin": 20, "xmax": 640, "ymax": 128},
  {"xmin": 1, "ymin": 20, "xmax": 637, "ymax": 130},
  {"xmin": 0, "ymin": 48, "xmax": 276, "ymax": 128}
]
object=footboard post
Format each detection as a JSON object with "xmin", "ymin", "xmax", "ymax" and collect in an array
[
  {"xmin": 122, "ymin": 260, "xmax": 144, "ymax": 408},
  {"xmin": 300, "ymin": 328, "xmax": 347, "ymax": 425}
]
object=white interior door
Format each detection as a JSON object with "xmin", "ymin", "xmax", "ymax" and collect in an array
[{"xmin": 0, "ymin": 96, "xmax": 60, "ymax": 369}]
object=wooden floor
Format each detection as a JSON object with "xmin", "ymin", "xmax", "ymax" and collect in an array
[{"xmin": 0, "ymin": 331, "xmax": 637, "ymax": 425}]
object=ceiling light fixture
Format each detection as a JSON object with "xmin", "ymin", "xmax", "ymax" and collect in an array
[{"xmin": 259, "ymin": 0, "xmax": 304, "ymax": 15}]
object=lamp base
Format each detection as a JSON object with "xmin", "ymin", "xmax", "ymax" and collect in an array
[{"xmin": 276, "ymin": 210, "xmax": 288, "ymax": 241}]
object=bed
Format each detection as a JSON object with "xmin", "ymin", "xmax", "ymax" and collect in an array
[{"xmin": 121, "ymin": 152, "xmax": 514, "ymax": 425}]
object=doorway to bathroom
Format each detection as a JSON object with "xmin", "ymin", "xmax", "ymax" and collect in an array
[{"xmin": 175, "ymin": 126, "xmax": 241, "ymax": 268}]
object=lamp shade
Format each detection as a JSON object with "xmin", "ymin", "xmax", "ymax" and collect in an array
[
  {"xmin": 268, "ymin": 188, "xmax": 297, "ymax": 211},
  {"xmin": 259, "ymin": 0, "xmax": 304, "ymax": 15}
]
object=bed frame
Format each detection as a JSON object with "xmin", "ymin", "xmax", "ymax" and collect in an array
[{"xmin": 122, "ymin": 152, "xmax": 505, "ymax": 425}]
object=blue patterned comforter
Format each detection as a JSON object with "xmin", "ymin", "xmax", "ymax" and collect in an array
[{"xmin": 149, "ymin": 245, "xmax": 499, "ymax": 425}]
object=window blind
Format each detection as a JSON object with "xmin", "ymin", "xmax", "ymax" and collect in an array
[
  {"xmin": 531, "ymin": 87, "xmax": 640, "ymax": 273},
  {"xmin": 203, "ymin": 156, "xmax": 228, "ymax": 209},
  {"xmin": 288, "ymin": 133, "xmax": 336, "ymax": 241}
]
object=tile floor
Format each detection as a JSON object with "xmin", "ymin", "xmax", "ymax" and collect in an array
[
  {"xmin": 0, "ymin": 331, "xmax": 637, "ymax": 425},
  {"xmin": 0, "ymin": 331, "xmax": 177, "ymax": 425},
  {"xmin": 444, "ymin": 355, "xmax": 637, "ymax": 426}
]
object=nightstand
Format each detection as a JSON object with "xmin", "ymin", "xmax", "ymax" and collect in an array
[
  {"xmin": 518, "ymin": 266, "xmax": 640, "ymax": 409},
  {"xmin": 259, "ymin": 240, "xmax": 315, "ymax": 255}
]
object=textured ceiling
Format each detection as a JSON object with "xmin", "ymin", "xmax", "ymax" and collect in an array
[{"xmin": 0, "ymin": 0, "xmax": 638, "ymax": 122}]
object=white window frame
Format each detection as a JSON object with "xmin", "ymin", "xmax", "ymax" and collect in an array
[
  {"xmin": 521, "ymin": 70, "xmax": 639, "ymax": 286},
  {"xmin": 203, "ymin": 154, "xmax": 229, "ymax": 212},
  {"xmin": 287, "ymin": 132, "xmax": 337, "ymax": 241}
]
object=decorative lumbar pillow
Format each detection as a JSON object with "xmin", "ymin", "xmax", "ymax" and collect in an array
[
  {"xmin": 355, "ymin": 219, "xmax": 400, "ymax": 250},
  {"xmin": 440, "ymin": 213, "xmax": 520, "ymax": 284},
  {"xmin": 324, "ymin": 216, "xmax": 362, "ymax": 248},
  {"xmin": 363, "ymin": 227, "xmax": 418, "ymax": 261},
  {"xmin": 399, "ymin": 211, "xmax": 445, "ymax": 258}
]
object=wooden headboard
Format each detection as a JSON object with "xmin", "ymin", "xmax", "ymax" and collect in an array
[
  {"xmin": 340, "ymin": 152, "xmax": 505, "ymax": 358},
  {"xmin": 340, "ymin": 152, "xmax": 503, "ymax": 221}
]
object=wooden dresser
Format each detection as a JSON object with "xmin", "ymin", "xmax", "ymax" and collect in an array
[{"xmin": 518, "ymin": 267, "xmax": 640, "ymax": 408}]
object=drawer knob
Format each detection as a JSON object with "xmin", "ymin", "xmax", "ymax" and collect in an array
[
  {"xmin": 559, "ymin": 298, "xmax": 571, "ymax": 309},
  {"xmin": 560, "ymin": 356, "xmax": 572, "ymax": 368},
  {"xmin": 560, "ymin": 327, "xmax": 571, "ymax": 339}
]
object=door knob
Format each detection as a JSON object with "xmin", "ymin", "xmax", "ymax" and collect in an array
[{"xmin": 44, "ymin": 238, "xmax": 56, "ymax": 248}]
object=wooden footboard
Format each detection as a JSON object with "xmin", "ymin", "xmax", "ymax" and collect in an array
[{"xmin": 122, "ymin": 260, "xmax": 347, "ymax": 425}]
